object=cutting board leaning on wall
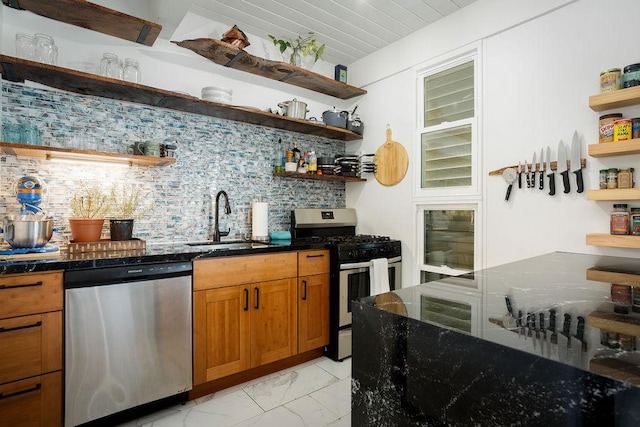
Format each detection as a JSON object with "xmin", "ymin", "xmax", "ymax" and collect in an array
[{"xmin": 374, "ymin": 127, "xmax": 409, "ymax": 186}]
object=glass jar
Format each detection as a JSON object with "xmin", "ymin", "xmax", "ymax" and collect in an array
[
  {"xmin": 100, "ymin": 52, "xmax": 118, "ymax": 76},
  {"xmin": 600, "ymin": 68, "xmax": 621, "ymax": 92},
  {"xmin": 622, "ymin": 63, "xmax": 640, "ymax": 88},
  {"xmin": 34, "ymin": 33, "xmax": 55, "ymax": 64},
  {"xmin": 607, "ymin": 168, "xmax": 619, "ymax": 189},
  {"xmin": 15, "ymin": 33, "xmax": 36, "ymax": 60},
  {"xmin": 618, "ymin": 169, "xmax": 633, "ymax": 188},
  {"xmin": 611, "ymin": 203, "xmax": 629, "ymax": 235},
  {"xmin": 105, "ymin": 58, "xmax": 123, "ymax": 80},
  {"xmin": 123, "ymin": 58, "xmax": 140, "ymax": 83},
  {"xmin": 599, "ymin": 169, "xmax": 608, "ymax": 189},
  {"xmin": 631, "ymin": 208, "xmax": 640, "ymax": 235}
]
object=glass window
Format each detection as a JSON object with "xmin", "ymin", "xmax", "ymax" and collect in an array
[
  {"xmin": 423, "ymin": 209, "xmax": 474, "ymax": 271},
  {"xmin": 423, "ymin": 61, "xmax": 474, "ymax": 127},
  {"xmin": 421, "ymin": 125, "xmax": 472, "ymax": 188}
]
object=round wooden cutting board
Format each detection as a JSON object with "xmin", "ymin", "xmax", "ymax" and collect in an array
[{"xmin": 374, "ymin": 127, "xmax": 409, "ymax": 186}]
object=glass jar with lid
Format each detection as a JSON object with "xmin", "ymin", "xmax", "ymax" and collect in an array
[
  {"xmin": 123, "ymin": 58, "xmax": 140, "ymax": 83},
  {"xmin": 607, "ymin": 168, "xmax": 619, "ymax": 189},
  {"xmin": 618, "ymin": 169, "xmax": 633, "ymax": 188},
  {"xmin": 611, "ymin": 204, "xmax": 630, "ymax": 235},
  {"xmin": 622, "ymin": 63, "xmax": 640, "ymax": 88}
]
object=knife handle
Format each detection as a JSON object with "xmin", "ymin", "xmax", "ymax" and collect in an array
[
  {"xmin": 548, "ymin": 173, "xmax": 556, "ymax": 196},
  {"xmin": 539, "ymin": 312, "xmax": 545, "ymax": 331},
  {"xmin": 526, "ymin": 172, "xmax": 530, "ymax": 188},
  {"xmin": 505, "ymin": 184, "xmax": 513, "ymax": 201},
  {"xmin": 531, "ymin": 171, "xmax": 535, "ymax": 189},
  {"xmin": 561, "ymin": 170, "xmax": 570, "ymax": 194},
  {"xmin": 574, "ymin": 169, "xmax": 584, "ymax": 193},
  {"xmin": 539, "ymin": 170, "xmax": 544, "ymax": 190},
  {"xmin": 518, "ymin": 172, "xmax": 522, "ymax": 189},
  {"xmin": 563, "ymin": 313, "xmax": 571, "ymax": 335},
  {"xmin": 518, "ymin": 309, "xmax": 523, "ymax": 327},
  {"xmin": 576, "ymin": 316, "xmax": 585, "ymax": 340},
  {"xmin": 505, "ymin": 296, "xmax": 514, "ymax": 315},
  {"xmin": 549, "ymin": 308, "xmax": 556, "ymax": 331}
]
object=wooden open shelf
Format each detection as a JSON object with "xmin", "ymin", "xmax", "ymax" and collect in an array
[
  {"xmin": 586, "ymin": 234, "xmax": 640, "ymax": 249},
  {"xmin": 590, "ymin": 357, "xmax": 640, "ymax": 386},
  {"xmin": 0, "ymin": 142, "xmax": 175, "ymax": 166},
  {"xmin": 589, "ymin": 85, "xmax": 640, "ymax": 112},
  {"xmin": 0, "ymin": 55, "xmax": 362, "ymax": 142},
  {"xmin": 2, "ymin": 0, "xmax": 162, "ymax": 46},
  {"xmin": 172, "ymin": 38, "xmax": 367, "ymax": 100},
  {"xmin": 587, "ymin": 311, "xmax": 640, "ymax": 337},
  {"xmin": 588, "ymin": 138, "xmax": 640, "ymax": 157},
  {"xmin": 586, "ymin": 188, "xmax": 640, "ymax": 201},
  {"xmin": 274, "ymin": 172, "xmax": 366, "ymax": 182},
  {"xmin": 586, "ymin": 268, "xmax": 640, "ymax": 286}
]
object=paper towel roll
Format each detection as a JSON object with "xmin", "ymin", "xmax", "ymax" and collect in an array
[{"xmin": 252, "ymin": 201, "xmax": 269, "ymax": 241}]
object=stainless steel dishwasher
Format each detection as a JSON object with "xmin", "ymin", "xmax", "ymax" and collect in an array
[{"xmin": 64, "ymin": 261, "xmax": 193, "ymax": 427}]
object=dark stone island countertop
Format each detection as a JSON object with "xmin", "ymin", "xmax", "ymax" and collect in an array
[
  {"xmin": 352, "ymin": 252, "xmax": 640, "ymax": 426},
  {"xmin": 0, "ymin": 239, "xmax": 322, "ymax": 275}
]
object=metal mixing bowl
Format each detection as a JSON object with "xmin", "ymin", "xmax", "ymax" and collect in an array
[{"xmin": 3, "ymin": 215, "xmax": 54, "ymax": 248}]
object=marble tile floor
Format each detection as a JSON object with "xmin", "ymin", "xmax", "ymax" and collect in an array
[{"xmin": 118, "ymin": 356, "xmax": 352, "ymax": 427}]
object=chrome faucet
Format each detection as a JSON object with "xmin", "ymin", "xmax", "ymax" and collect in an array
[{"xmin": 212, "ymin": 190, "xmax": 231, "ymax": 242}]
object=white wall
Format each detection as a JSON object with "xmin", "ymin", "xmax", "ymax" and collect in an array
[{"xmin": 347, "ymin": 0, "xmax": 640, "ymax": 286}]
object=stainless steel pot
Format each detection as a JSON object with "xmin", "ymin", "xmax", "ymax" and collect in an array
[
  {"xmin": 322, "ymin": 108, "xmax": 348, "ymax": 128},
  {"xmin": 3, "ymin": 215, "xmax": 54, "ymax": 248},
  {"xmin": 278, "ymin": 98, "xmax": 308, "ymax": 119}
]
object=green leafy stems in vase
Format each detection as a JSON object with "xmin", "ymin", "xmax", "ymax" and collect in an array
[{"xmin": 268, "ymin": 32, "xmax": 326, "ymax": 67}]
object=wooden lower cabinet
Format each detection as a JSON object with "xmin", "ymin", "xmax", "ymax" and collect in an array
[
  {"xmin": 298, "ymin": 250, "xmax": 330, "ymax": 353},
  {"xmin": 193, "ymin": 254, "xmax": 298, "ymax": 385},
  {"xmin": 0, "ymin": 371, "xmax": 62, "ymax": 427}
]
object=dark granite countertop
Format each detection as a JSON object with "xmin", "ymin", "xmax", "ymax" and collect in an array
[
  {"xmin": 0, "ymin": 239, "xmax": 323, "ymax": 275},
  {"xmin": 353, "ymin": 252, "xmax": 640, "ymax": 426}
]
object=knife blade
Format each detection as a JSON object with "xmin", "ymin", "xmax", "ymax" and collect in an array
[
  {"xmin": 546, "ymin": 146, "xmax": 555, "ymax": 196},
  {"xmin": 531, "ymin": 151, "xmax": 537, "ymax": 190},
  {"xmin": 570, "ymin": 131, "xmax": 584, "ymax": 193},
  {"xmin": 539, "ymin": 312, "xmax": 545, "ymax": 355},
  {"xmin": 525, "ymin": 159, "xmax": 531, "ymax": 188},
  {"xmin": 547, "ymin": 308, "xmax": 556, "ymax": 359},
  {"xmin": 558, "ymin": 313, "xmax": 571, "ymax": 363},
  {"xmin": 570, "ymin": 315, "xmax": 585, "ymax": 367},
  {"xmin": 530, "ymin": 313, "xmax": 537, "ymax": 350},
  {"xmin": 539, "ymin": 148, "xmax": 545, "ymax": 190},
  {"xmin": 557, "ymin": 140, "xmax": 570, "ymax": 193},
  {"xmin": 518, "ymin": 161, "xmax": 522, "ymax": 189}
]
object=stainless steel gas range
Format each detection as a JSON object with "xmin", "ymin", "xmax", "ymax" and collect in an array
[{"xmin": 292, "ymin": 208, "xmax": 402, "ymax": 361}]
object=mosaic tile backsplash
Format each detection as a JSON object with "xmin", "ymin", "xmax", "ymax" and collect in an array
[{"xmin": 0, "ymin": 82, "xmax": 347, "ymax": 243}]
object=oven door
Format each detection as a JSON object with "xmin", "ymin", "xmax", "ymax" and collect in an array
[{"xmin": 339, "ymin": 256, "xmax": 401, "ymax": 327}]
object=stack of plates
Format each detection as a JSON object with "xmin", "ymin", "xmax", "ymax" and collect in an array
[{"xmin": 201, "ymin": 86, "xmax": 233, "ymax": 104}]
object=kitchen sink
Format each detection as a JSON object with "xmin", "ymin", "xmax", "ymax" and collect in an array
[{"xmin": 185, "ymin": 240, "xmax": 273, "ymax": 250}]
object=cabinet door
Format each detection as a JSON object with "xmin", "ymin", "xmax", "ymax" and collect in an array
[
  {"xmin": 0, "ymin": 371, "xmax": 62, "ymax": 427},
  {"xmin": 193, "ymin": 286, "xmax": 251, "ymax": 384},
  {"xmin": 251, "ymin": 278, "xmax": 298, "ymax": 367},
  {"xmin": 298, "ymin": 273, "xmax": 330, "ymax": 353},
  {"xmin": 0, "ymin": 272, "xmax": 63, "ymax": 319}
]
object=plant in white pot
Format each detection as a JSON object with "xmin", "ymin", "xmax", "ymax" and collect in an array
[
  {"xmin": 107, "ymin": 184, "xmax": 153, "ymax": 241},
  {"xmin": 268, "ymin": 32, "xmax": 325, "ymax": 69},
  {"xmin": 69, "ymin": 183, "xmax": 108, "ymax": 242}
]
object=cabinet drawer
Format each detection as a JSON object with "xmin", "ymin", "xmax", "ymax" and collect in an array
[
  {"xmin": 298, "ymin": 250, "xmax": 330, "ymax": 276},
  {"xmin": 0, "ymin": 371, "xmax": 62, "ymax": 427},
  {"xmin": 194, "ymin": 253, "xmax": 297, "ymax": 290},
  {"xmin": 0, "ymin": 272, "xmax": 63, "ymax": 319},
  {"xmin": 0, "ymin": 312, "xmax": 62, "ymax": 385}
]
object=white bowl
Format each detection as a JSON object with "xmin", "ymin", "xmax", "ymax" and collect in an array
[
  {"xmin": 203, "ymin": 95, "xmax": 232, "ymax": 104},
  {"xmin": 201, "ymin": 86, "xmax": 232, "ymax": 96}
]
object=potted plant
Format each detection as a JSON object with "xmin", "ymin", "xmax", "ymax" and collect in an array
[
  {"xmin": 107, "ymin": 184, "xmax": 152, "ymax": 241},
  {"xmin": 69, "ymin": 182, "xmax": 108, "ymax": 242},
  {"xmin": 268, "ymin": 32, "xmax": 325, "ymax": 69}
]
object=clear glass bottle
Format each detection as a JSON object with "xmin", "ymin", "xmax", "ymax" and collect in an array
[
  {"xmin": 308, "ymin": 151, "xmax": 317, "ymax": 173},
  {"xmin": 611, "ymin": 203, "xmax": 630, "ymax": 235}
]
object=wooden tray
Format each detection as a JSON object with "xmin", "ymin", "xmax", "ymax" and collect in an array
[{"xmin": 67, "ymin": 238, "xmax": 146, "ymax": 254}]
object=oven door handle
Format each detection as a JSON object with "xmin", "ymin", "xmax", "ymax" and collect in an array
[{"xmin": 340, "ymin": 256, "xmax": 401, "ymax": 270}]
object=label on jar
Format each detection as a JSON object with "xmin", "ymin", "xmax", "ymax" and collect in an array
[
  {"xmin": 611, "ymin": 212, "xmax": 630, "ymax": 234},
  {"xmin": 618, "ymin": 170, "xmax": 632, "ymax": 188},
  {"xmin": 599, "ymin": 114, "xmax": 623, "ymax": 143},
  {"xmin": 601, "ymin": 69, "xmax": 622, "ymax": 92},
  {"xmin": 614, "ymin": 119, "xmax": 632, "ymax": 141},
  {"xmin": 632, "ymin": 212, "xmax": 640, "ymax": 235}
]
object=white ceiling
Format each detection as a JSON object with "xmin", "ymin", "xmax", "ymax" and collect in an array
[{"xmin": 169, "ymin": 0, "xmax": 478, "ymax": 65}]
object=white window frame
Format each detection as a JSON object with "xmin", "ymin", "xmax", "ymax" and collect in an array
[
  {"xmin": 414, "ymin": 48, "xmax": 482, "ymax": 199},
  {"xmin": 413, "ymin": 43, "xmax": 484, "ymax": 288}
]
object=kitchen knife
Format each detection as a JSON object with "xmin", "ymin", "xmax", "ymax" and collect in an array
[
  {"xmin": 518, "ymin": 161, "xmax": 522, "ymax": 189},
  {"xmin": 558, "ymin": 313, "xmax": 571, "ymax": 363},
  {"xmin": 539, "ymin": 148, "xmax": 545, "ymax": 190},
  {"xmin": 571, "ymin": 316, "xmax": 586, "ymax": 368},
  {"xmin": 547, "ymin": 308, "xmax": 556, "ymax": 359},
  {"xmin": 546, "ymin": 146, "xmax": 555, "ymax": 196},
  {"xmin": 570, "ymin": 131, "xmax": 584, "ymax": 193},
  {"xmin": 525, "ymin": 312, "xmax": 531, "ymax": 341},
  {"xmin": 518, "ymin": 309, "xmax": 524, "ymax": 338},
  {"xmin": 503, "ymin": 295, "xmax": 517, "ymax": 329},
  {"xmin": 531, "ymin": 151, "xmax": 537, "ymax": 190},
  {"xmin": 530, "ymin": 313, "xmax": 537, "ymax": 350},
  {"xmin": 539, "ymin": 312, "xmax": 545, "ymax": 355},
  {"xmin": 525, "ymin": 159, "xmax": 531, "ymax": 188},
  {"xmin": 557, "ymin": 140, "xmax": 570, "ymax": 194}
]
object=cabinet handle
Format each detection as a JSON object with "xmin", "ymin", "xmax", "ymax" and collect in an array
[
  {"xmin": 0, "ymin": 280, "xmax": 43, "ymax": 290},
  {"xmin": 254, "ymin": 287, "xmax": 259, "ymax": 309},
  {"xmin": 0, "ymin": 320, "xmax": 42, "ymax": 333},
  {"xmin": 244, "ymin": 288, "xmax": 249, "ymax": 311},
  {"xmin": 302, "ymin": 280, "xmax": 307, "ymax": 301},
  {"xmin": 0, "ymin": 383, "xmax": 41, "ymax": 401},
  {"xmin": 306, "ymin": 254, "xmax": 325, "ymax": 258}
]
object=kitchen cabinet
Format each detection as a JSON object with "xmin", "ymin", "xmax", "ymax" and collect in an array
[
  {"xmin": 0, "ymin": 55, "xmax": 363, "ymax": 142},
  {"xmin": 0, "ymin": 271, "xmax": 63, "ymax": 427},
  {"xmin": 192, "ymin": 253, "xmax": 298, "ymax": 384},
  {"xmin": 587, "ymin": 87, "xmax": 640, "ymax": 249},
  {"xmin": 2, "ymin": 0, "xmax": 162, "ymax": 46},
  {"xmin": 298, "ymin": 250, "xmax": 330, "ymax": 353},
  {"xmin": 173, "ymin": 38, "xmax": 367, "ymax": 100}
]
